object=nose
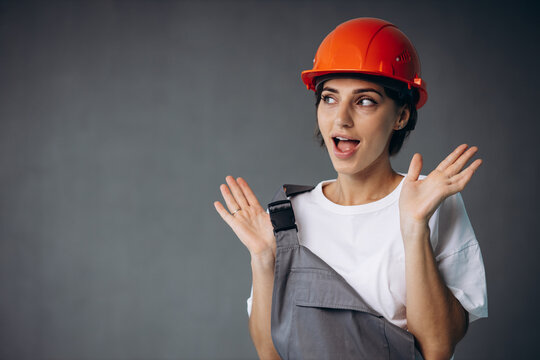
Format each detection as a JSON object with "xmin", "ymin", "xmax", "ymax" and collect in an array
[{"xmin": 335, "ymin": 102, "xmax": 353, "ymax": 128}]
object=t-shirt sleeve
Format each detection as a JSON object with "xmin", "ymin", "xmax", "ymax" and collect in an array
[
  {"xmin": 247, "ymin": 285, "xmax": 253, "ymax": 317},
  {"xmin": 432, "ymin": 192, "xmax": 488, "ymax": 323}
]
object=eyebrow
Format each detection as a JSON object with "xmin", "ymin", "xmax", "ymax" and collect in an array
[{"xmin": 322, "ymin": 86, "xmax": 384, "ymax": 98}]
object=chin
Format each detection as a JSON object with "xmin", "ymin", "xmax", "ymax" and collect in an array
[{"xmin": 329, "ymin": 159, "xmax": 362, "ymax": 175}]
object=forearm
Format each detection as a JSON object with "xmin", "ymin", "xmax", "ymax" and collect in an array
[
  {"xmin": 248, "ymin": 250, "xmax": 280, "ymax": 360},
  {"xmin": 402, "ymin": 222, "xmax": 467, "ymax": 360}
]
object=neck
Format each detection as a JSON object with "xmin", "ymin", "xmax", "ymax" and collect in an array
[{"xmin": 323, "ymin": 154, "xmax": 403, "ymax": 206}]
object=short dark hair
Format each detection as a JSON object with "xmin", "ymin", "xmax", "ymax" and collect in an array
[{"xmin": 313, "ymin": 73, "xmax": 419, "ymax": 156}]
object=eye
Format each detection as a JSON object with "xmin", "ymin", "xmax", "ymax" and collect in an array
[
  {"xmin": 357, "ymin": 97, "xmax": 377, "ymax": 106},
  {"xmin": 321, "ymin": 95, "xmax": 336, "ymax": 104}
]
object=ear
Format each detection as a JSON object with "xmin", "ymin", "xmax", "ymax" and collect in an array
[{"xmin": 393, "ymin": 104, "xmax": 410, "ymax": 130}]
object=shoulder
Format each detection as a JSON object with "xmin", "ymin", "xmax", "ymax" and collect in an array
[
  {"xmin": 289, "ymin": 184, "xmax": 317, "ymax": 212},
  {"xmin": 288, "ymin": 180, "xmax": 329, "ymax": 203},
  {"xmin": 433, "ymin": 191, "xmax": 478, "ymax": 259},
  {"xmin": 287, "ymin": 180, "xmax": 334, "ymax": 221},
  {"xmin": 438, "ymin": 191, "xmax": 470, "ymax": 227}
]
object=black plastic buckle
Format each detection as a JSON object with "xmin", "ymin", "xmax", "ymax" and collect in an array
[{"xmin": 268, "ymin": 199, "xmax": 297, "ymax": 233}]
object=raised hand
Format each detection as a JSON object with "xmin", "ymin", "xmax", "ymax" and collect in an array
[
  {"xmin": 214, "ymin": 176, "xmax": 276, "ymax": 258},
  {"xmin": 399, "ymin": 144, "xmax": 483, "ymax": 232}
]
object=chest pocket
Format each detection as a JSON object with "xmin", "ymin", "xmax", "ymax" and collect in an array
[{"xmin": 281, "ymin": 263, "xmax": 419, "ymax": 360}]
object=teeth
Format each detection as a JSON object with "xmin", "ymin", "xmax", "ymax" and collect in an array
[{"xmin": 336, "ymin": 136, "xmax": 351, "ymax": 141}]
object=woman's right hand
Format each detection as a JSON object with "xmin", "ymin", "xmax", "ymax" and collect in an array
[{"xmin": 214, "ymin": 176, "xmax": 276, "ymax": 259}]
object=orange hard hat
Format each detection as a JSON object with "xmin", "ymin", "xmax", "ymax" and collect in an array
[{"xmin": 301, "ymin": 18, "xmax": 428, "ymax": 109}]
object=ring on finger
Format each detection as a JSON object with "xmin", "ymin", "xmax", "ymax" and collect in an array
[{"xmin": 231, "ymin": 208, "xmax": 241, "ymax": 216}]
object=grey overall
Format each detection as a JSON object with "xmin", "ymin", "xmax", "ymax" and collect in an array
[{"xmin": 268, "ymin": 184, "xmax": 424, "ymax": 360}]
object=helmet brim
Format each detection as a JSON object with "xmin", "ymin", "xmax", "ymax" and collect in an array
[{"xmin": 301, "ymin": 69, "xmax": 427, "ymax": 109}]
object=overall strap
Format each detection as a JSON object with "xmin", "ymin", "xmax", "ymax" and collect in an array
[{"xmin": 267, "ymin": 184, "xmax": 314, "ymax": 248}]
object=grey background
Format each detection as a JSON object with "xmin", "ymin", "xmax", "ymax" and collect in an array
[{"xmin": 0, "ymin": 0, "xmax": 538, "ymax": 359}]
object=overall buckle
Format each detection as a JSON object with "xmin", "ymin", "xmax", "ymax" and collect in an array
[{"xmin": 268, "ymin": 199, "xmax": 297, "ymax": 233}]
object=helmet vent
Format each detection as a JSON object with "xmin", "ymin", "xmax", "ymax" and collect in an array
[{"xmin": 395, "ymin": 50, "xmax": 411, "ymax": 63}]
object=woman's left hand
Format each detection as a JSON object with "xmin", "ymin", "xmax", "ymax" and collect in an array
[{"xmin": 399, "ymin": 144, "xmax": 483, "ymax": 234}]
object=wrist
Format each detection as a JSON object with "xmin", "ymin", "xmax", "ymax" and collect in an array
[
  {"xmin": 400, "ymin": 217, "xmax": 430, "ymax": 238},
  {"xmin": 250, "ymin": 247, "xmax": 275, "ymax": 270}
]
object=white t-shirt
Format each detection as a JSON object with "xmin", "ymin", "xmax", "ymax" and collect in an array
[{"xmin": 247, "ymin": 174, "xmax": 488, "ymax": 330}]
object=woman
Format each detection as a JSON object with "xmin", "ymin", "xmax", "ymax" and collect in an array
[{"xmin": 214, "ymin": 18, "xmax": 488, "ymax": 359}]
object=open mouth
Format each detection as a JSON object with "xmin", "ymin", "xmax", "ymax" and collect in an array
[{"xmin": 332, "ymin": 136, "xmax": 360, "ymax": 150}]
